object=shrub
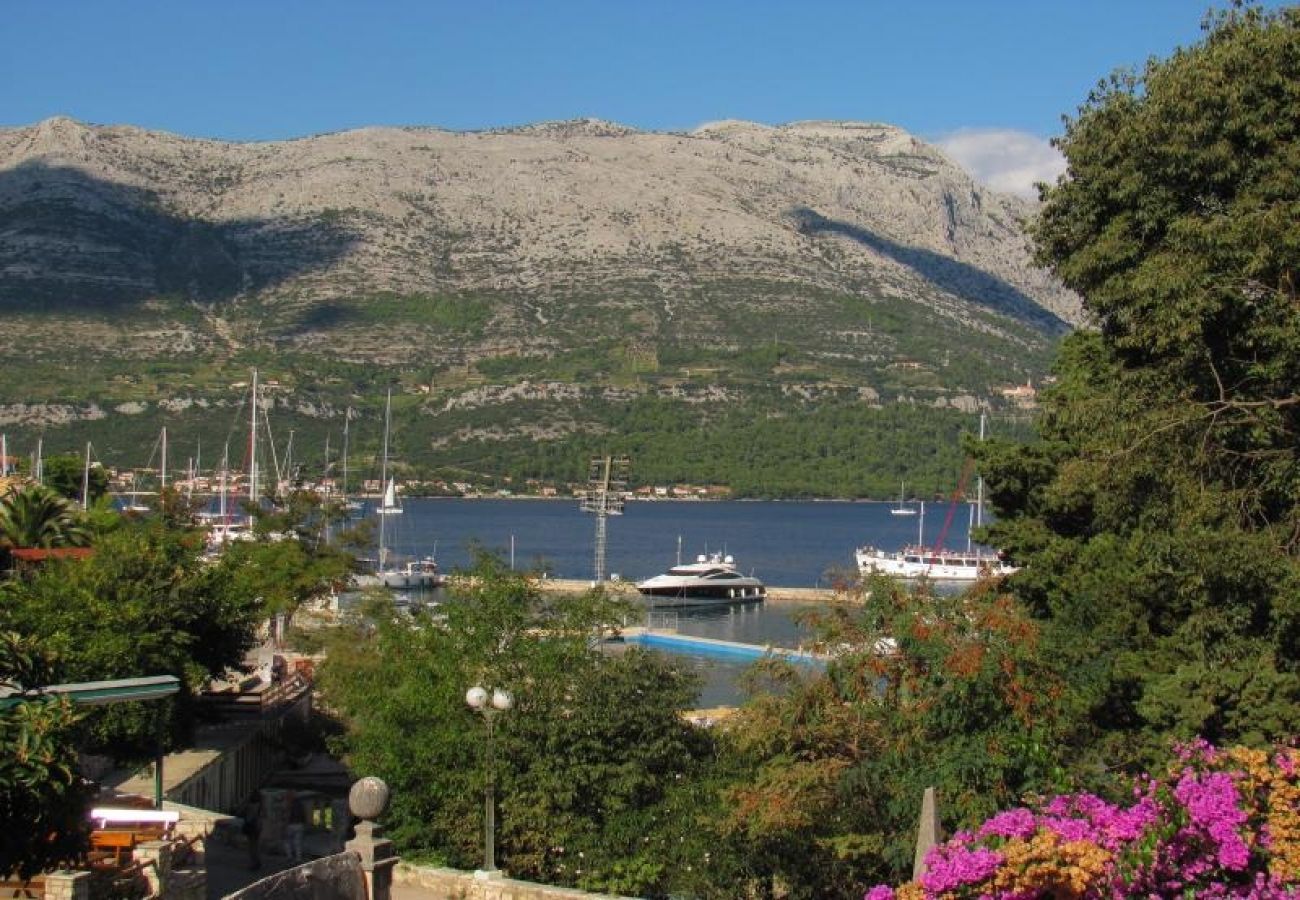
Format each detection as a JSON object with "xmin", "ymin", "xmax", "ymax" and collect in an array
[{"xmin": 867, "ymin": 741, "xmax": 1300, "ymax": 899}]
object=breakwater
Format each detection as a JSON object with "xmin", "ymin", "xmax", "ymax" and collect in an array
[{"xmin": 535, "ymin": 577, "xmax": 850, "ymax": 605}]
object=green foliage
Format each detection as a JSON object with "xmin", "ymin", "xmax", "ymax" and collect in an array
[
  {"xmin": 412, "ymin": 396, "xmax": 1027, "ymax": 499},
  {"xmin": 0, "ymin": 272, "xmax": 1055, "ymax": 500},
  {"xmin": 223, "ymin": 490, "xmax": 356, "ymax": 616},
  {"xmin": 318, "ymin": 561, "xmax": 715, "ymax": 894},
  {"xmin": 701, "ymin": 578, "xmax": 1079, "ymax": 897},
  {"xmin": 41, "ymin": 454, "xmax": 109, "ymax": 505},
  {"xmin": 0, "ymin": 520, "xmax": 262, "ymax": 757},
  {"xmin": 978, "ymin": 4, "xmax": 1300, "ymax": 768},
  {"xmin": 0, "ymin": 484, "xmax": 91, "ymax": 557},
  {"xmin": 0, "ymin": 632, "xmax": 93, "ymax": 879}
]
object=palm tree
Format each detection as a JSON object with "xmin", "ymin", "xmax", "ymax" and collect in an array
[{"xmin": 0, "ymin": 484, "xmax": 91, "ymax": 551}]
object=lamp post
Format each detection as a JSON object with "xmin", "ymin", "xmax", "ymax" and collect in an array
[{"xmin": 465, "ymin": 684, "xmax": 512, "ymax": 877}]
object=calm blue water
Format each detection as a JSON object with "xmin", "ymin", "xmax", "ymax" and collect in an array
[
  {"xmin": 366, "ymin": 497, "xmax": 980, "ymax": 587},
  {"xmin": 362, "ymin": 498, "xmax": 984, "ymax": 706}
]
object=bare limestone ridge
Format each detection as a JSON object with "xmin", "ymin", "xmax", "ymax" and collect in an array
[
  {"xmin": 0, "ymin": 117, "xmax": 1075, "ymax": 340},
  {"xmin": 0, "ymin": 116, "xmax": 1076, "ymax": 482}
]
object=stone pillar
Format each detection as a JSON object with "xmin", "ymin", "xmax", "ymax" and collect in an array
[
  {"xmin": 912, "ymin": 786, "xmax": 941, "ymax": 880},
  {"xmin": 260, "ymin": 787, "xmax": 288, "ymax": 853},
  {"xmin": 43, "ymin": 871, "xmax": 91, "ymax": 900},
  {"xmin": 330, "ymin": 797, "xmax": 351, "ymax": 851},
  {"xmin": 345, "ymin": 777, "xmax": 398, "ymax": 900},
  {"xmin": 133, "ymin": 840, "xmax": 173, "ymax": 899}
]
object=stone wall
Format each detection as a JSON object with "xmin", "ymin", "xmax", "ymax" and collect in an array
[
  {"xmin": 221, "ymin": 852, "xmax": 367, "ymax": 900},
  {"xmin": 394, "ymin": 863, "xmax": 634, "ymax": 900}
]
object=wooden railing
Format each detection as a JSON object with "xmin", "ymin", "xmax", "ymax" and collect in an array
[{"xmin": 199, "ymin": 672, "xmax": 311, "ymax": 720}]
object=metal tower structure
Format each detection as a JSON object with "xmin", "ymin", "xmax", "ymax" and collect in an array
[{"xmin": 579, "ymin": 455, "xmax": 630, "ymax": 583}]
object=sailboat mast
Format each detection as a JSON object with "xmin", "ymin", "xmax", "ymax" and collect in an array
[
  {"xmin": 35, "ymin": 437, "xmax": 43, "ymax": 484},
  {"xmin": 342, "ymin": 408, "xmax": 351, "ymax": 498},
  {"xmin": 975, "ymin": 412, "xmax": 986, "ymax": 529},
  {"xmin": 161, "ymin": 427, "xmax": 168, "ymax": 492},
  {"xmin": 82, "ymin": 441, "xmax": 92, "ymax": 510},
  {"xmin": 249, "ymin": 369, "xmax": 259, "ymax": 506},
  {"xmin": 918, "ymin": 500, "xmax": 925, "ymax": 547},
  {"xmin": 378, "ymin": 389, "xmax": 392, "ymax": 568},
  {"xmin": 219, "ymin": 443, "xmax": 229, "ymax": 523}
]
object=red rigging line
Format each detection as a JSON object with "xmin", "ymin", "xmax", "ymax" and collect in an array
[{"xmin": 931, "ymin": 456, "xmax": 976, "ymax": 554}]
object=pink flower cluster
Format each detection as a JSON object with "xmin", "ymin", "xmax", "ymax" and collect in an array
[{"xmin": 864, "ymin": 741, "xmax": 1300, "ymax": 900}]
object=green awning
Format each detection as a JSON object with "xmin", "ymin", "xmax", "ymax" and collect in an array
[{"xmin": 0, "ymin": 675, "xmax": 179, "ymax": 709}]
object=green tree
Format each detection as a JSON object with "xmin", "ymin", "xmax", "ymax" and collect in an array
[
  {"xmin": 0, "ymin": 520, "xmax": 262, "ymax": 757},
  {"xmin": 220, "ymin": 489, "xmax": 356, "ymax": 617},
  {"xmin": 705, "ymin": 578, "xmax": 1076, "ymax": 898},
  {"xmin": 319, "ymin": 561, "xmax": 713, "ymax": 895},
  {"xmin": 977, "ymin": 4, "xmax": 1300, "ymax": 767},
  {"xmin": 0, "ymin": 632, "xmax": 93, "ymax": 880},
  {"xmin": 0, "ymin": 484, "xmax": 91, "ymax": 557},
  {"xmin": 41, "ymin": 454, "xmax": 109, "ymax": 506}
]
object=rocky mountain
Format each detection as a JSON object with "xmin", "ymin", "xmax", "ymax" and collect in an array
[{"xmin": 0, "ymin": 116, "xmax": 1076, "ymax": 495}]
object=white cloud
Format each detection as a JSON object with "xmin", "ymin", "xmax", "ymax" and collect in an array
[{"xmin": 937, "ymin": 129, "xmax": 1066, "ymax": 200}]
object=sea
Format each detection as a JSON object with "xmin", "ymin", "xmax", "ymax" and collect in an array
[{"xmin": 364, "ymin": 497, "xmax": 987, "ymax": 707}]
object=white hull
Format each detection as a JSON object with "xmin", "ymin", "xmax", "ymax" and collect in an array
[
  {"xmin": 379, "ymin": 570, "xmax": 437, "ymax": 589},
  {"xmin": 376, "ymin": 507, "xmax": 403, "ymax": 515},
  {"xmin": 856, "ymin": 546, "xmax": 1017, "ymax": 581},
  {"xmin": 635, "ymin": 551, "xmax": 766, "ymax": 606},
  {"xmin": 636, "ymin": 584, "xmax": 767, "ymax": 606}
]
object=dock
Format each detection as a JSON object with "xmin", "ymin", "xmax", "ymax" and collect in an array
[{"xmin": 536, "ymin": 577, "xmax": 852, "ymax": 604}]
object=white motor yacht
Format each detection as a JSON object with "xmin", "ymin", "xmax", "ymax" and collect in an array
[{"xmin": 635, "ymin": 552, "xmax": 766, "ymax": 606}]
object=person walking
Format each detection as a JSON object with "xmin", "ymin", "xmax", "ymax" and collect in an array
[{"xmin": 283, "ymin": 790, "xmax": 307, "ymax": 863}]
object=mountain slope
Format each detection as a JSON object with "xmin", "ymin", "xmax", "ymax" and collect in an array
[{"xmin": 0, "ymin": 117, "xmax": 1074, "ymax": 496}]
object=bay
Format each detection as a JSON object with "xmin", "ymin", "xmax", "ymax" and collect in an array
[
  {"xmin": 369, "ymin": 497, "xmax": 977, "ymax": 588},
  {"xmin": 367, "ymin": 497, "xmax": 985, "ymax": 707}
]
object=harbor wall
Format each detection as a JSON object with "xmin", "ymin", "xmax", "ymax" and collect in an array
[{"xmin": 535, "ymin": 577, "xmax": 853, "ymax": 604}]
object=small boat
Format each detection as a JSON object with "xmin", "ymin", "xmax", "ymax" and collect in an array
[
  {"xmin": 890, "ymin": 480, "xmax": 918, "ymax": 516},
  {"xmin": 381, "ymin": 557, "xmax": 442, "ymax": 589},
  {"xmin": 635, "ymin": 552, "xmax": 767, "ymax": 606},
  {"xmin": 377, "ymin": 478, "xmax": 403, "ymax": 515}
]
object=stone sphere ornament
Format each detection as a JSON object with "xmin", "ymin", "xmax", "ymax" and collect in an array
[{"xmin": 349, "ymin": 776, "xmax": 391, "ymax": 821}]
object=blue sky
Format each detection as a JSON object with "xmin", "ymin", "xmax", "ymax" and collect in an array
[{"xmin": 3, "ymin": 1, "xmax": 1221, "ymax": 194}]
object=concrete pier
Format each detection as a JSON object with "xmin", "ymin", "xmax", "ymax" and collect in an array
[{"xmin": 535, "ymin": 577, "xmax": 852, "ymax": 605}]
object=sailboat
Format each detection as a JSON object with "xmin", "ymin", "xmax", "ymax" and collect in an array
[
  {"xmin": 367, "ymin": 390, "xmax": 438, "ymax": 590},
  {"xmin": 340, "ymin": 407, "xmax": 362, "ymax": 513},
  {"xmin": 377, "ymin": 478, "xmax": 403, "ymax": 516},
  {"xmin": 376, "ymin": 394, "xmax": 403, "ymax": 517},
  {"xmin": 890, "ymin": 480, "xmax": 918, "ymax": 516}
]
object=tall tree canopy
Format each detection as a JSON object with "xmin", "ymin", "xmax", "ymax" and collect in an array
[
  {"xmin": 319, "ymin": 562, "xmax": 715, "ymax": 896},
  {"xmin": 979, "ymin": 4, "xmax": 1300, "ymax": 766}
]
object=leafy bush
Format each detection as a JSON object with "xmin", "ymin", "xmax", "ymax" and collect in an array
[{"xmin": 867, "ymin": 741, "xmax": 1300, "ymax": 899}]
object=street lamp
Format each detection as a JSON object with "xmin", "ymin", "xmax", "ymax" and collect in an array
[{"xmin": 466, "ymin": 684, "xmax": 513, "ymax": 877}]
